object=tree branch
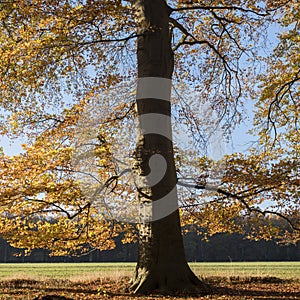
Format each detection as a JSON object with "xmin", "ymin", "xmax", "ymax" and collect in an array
[
  {"xmin": 101, "ymin": 101, "xmax": 135, "ymax": 125},
  {"xmin": 178, "ymin": 181, "xmax": 299, "ymax": 232},
  {"xmin": 213, "ymin": 187, "xmax": 299, "ymax": 232},
  {"xmin": 171, "ymin": 5, "xmax": 270, "ymax": 17},
  {"xmin": 76, "ymin": 33, "xmax": 141, "ymax": 46},
  {"xmin": 266, "ymin": 69, "xmax": 300, "ymax": 146}
]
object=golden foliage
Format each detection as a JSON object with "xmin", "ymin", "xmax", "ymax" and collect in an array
[{"xmin": 0, "ymin": 0, "xmax": 299, "ymax": 254}]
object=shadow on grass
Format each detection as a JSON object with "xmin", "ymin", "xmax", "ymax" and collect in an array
[{"xmin": 206, "ymin": 276, "xmax": 300, "ymax": 300}]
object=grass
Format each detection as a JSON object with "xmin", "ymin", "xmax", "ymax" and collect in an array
[
  {"xmin": 189, "ymin": 261, "xmax": 300, "ymax": 279},
  {"xmin": 0, "ymin": 262, "xmax": 134, "ymax": 282},
  {"xmin": 0, "ymin": 262, "xmax": 299, "ymax": 299},
  {"xmin": 0, "ymin": 261, "xmax": 299, "ymax": 281}
]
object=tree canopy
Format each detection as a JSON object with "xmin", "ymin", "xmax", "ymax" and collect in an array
[{"xmin": 0, "ymin": 0, "xmax": 299, "ymax": 257}]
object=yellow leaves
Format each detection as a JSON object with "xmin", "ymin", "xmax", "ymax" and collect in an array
[
  {"xmin": 0, "ymin": 0, "xmax": 299, "ymax": 255},
  {"xmin": 0, "ymin": 200, "xmax": 121, "ymax": 255},
  {"xmin": 0, "ymin": 0, "xmax": 133, "ymax": 136},
  {"xmin": 121, "ymin": 224, "xmax": 138, "ymax": 244},
  {"xmin": 0, "ymin": 102, "xmax": 126, "ymax": 254},
  {"xmin": 178, "ymin": 148, "xmax": 299, "ymax": 242},
  {"xmin": 70, "ymin": 5, "xmax": 84, "ymax": 14},
  {"xmin": 181, "ymin": 198, "xmax": 245, "ymax": 237},
  {"xmin": 254, "ymin": 2, "xmax": 299, "ymax": 153}
]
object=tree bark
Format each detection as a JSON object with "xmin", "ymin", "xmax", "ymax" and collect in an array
[{"xmin": 130, "ymin": 0, "xmax": 210, "ymax": 295}]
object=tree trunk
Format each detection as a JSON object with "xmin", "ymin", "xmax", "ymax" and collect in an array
[{"xmin": 130, "ymin": 0, "xmax": 210, "ymax": 295}]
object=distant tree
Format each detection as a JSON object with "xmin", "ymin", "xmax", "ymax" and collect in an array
[{"xmin": 0, "ymin": 0, "xmax": 299, "ymax": 295}]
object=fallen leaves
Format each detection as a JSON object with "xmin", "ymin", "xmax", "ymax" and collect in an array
[{"xmin": 0, "ymin": 276, "xmax": 299, "ymax": 299}]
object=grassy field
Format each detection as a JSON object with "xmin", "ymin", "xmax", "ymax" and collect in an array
[
  {"xmin": 190, "ymin": 261, "xmax": 300, "ymax": 279},
  {"xmin": 0, "ymin": 261, "xmax": 299, "ymax": 281},
  {"xmin": 0, "ymin": 262, "xmax": 299, "ymax": 299}
]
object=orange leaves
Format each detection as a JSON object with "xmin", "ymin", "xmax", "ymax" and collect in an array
[
  {"xmin": 0, "ymin": 95, "xmax": 127, "ymax": 254},
  {"xmin": 0, "ymin": 0, "xmax": 299, "ymax": 255},
  {"xmin": 179, "ymin": 149, "xmax": 299, "ymax": 243},
  {"xmin": 0, "ymin": 0, "xmax": 134, "ymax": 135},
  {"xmin": 254, "ymin": 1, "xmax": 300, "ymax": 150}
]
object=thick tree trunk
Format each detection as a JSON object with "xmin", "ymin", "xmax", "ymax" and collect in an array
[{"xmin": 130, "ymin": 0, "xmax": 210, "ymax": 295}]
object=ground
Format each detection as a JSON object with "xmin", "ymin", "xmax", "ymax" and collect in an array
[{"xmin": 0, "ymin": 276, "xmax": 299, "ymax": 300}]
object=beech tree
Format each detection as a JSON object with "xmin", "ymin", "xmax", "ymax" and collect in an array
[{"xmin": 0, "ymin": 0, "xmax": 299, "ymax": 295}]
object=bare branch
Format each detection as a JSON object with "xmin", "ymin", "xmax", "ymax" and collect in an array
[
  {"xmin": 266, "ymin": 69, "xmax": 300, "ymax": 146},
  {"xmin": 171, "ymin": 5, "xmax": 270, "ymax": 17},
  {"xmin": 169, "ymin": 17, "xmax": 192, "ymax": 37},
  {"xmin": 76, "ymin": 33, "xmax": 141, "ymax": 46},
  {"xmin": 177, "ymin": 39, "xmax": 237, "ymax": 76},
  {"xmin": 40, "ymin": 33, "xmax": 141, "ymax": 51},
  {"xmin": 210, "ymin": 10, "xmax": 244, "ymax": 51},
  {"xmin": 101, "ymin": 101, "xmax": 135, "ymax": 125}
]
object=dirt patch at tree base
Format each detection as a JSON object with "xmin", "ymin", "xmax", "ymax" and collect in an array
[{"xmin": 0, "ymin": 276, "xmax": 299, "ymax": 299}]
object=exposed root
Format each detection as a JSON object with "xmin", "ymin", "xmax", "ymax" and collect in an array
[{"xmin": 129, "ymin": 267, "xmax": 212, "ymax": 295}]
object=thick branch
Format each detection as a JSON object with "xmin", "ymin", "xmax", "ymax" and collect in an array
[
  {"xmin": 177, "ymin": 39, "xmax": 237, "ymax": 75},
  {"xmin": 178, "ymin": 181, "xmax": 299, "ymax": 232},
  {"xmin": 209, "ymin": 186, "xmax": 299, "ymax": 232},
  {"xmin": 266, "ymin": 69, "xmax": 300, "ymax": 145}
]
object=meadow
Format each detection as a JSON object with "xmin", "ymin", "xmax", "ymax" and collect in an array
[
  {"xmin": 0, "ymin": 261, "xmax": 299, "ymax": 281},
  {"xmin": 0, "ymin": 262, "xmax": 299, "ymax": 299}
]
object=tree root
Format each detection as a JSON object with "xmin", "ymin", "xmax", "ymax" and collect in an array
[{"xmin": 129, "ymin": 267, "xmax": 212, "ymax": 295}]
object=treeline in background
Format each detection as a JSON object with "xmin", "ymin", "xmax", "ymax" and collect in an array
[{"xmin": 0, "ymin": 232, "xmax": 299, "ymax": 263}]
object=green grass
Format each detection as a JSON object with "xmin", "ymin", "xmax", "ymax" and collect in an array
[
  {"xmin": 0, "ymin": 262, "xmax": 299, "ymax": 281},
  {"xmin": 189, "ymin": 261, "xmax": 300, "ymax": 279},
  {"xmin": 0, "ymin": 262, "xmax": 134, "ymax": 281}
]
